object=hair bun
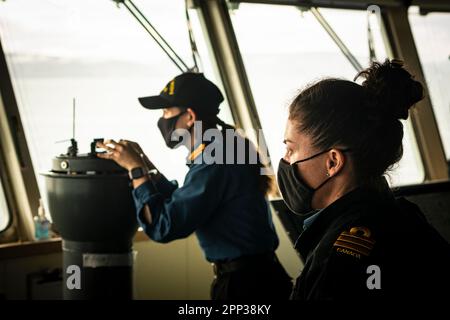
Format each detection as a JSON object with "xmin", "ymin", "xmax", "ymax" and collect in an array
[{"xmin": 355, "ymin": 59, "xmax": 424, "ymax": 120}]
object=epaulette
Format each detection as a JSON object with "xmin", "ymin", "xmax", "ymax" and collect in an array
[{"xmin": 333, "ymin": 226, "xmax": 376, "ymax": 259}]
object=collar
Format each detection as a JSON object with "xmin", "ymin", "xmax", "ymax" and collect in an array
[
  {"xmin": 294, "ymin": 186, "xmax": 394, "ymax": 262},
  {"xmin": 302, "ymin": 209, "xmax": 323, "ymax": 231},
  {"xmin": 186, "ymin": 133, "xmax": 225, "ymax": 165},
  {"xmin": 187, "ymin": 143, "xmax": 206, "ymax": 163}
]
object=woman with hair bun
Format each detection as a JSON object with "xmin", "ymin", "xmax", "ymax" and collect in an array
[{"xmin": 277, "ymin": 59, "xmax": 450, "ymax": 300}]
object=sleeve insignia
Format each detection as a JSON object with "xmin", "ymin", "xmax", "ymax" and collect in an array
[{"xmin": 333, "ymin": 226, "xmax": 376, "ymax": 258}]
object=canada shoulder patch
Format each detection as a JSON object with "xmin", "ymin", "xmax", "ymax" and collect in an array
[{"xmin": 333, "ymin": 226, "xmax": 376, "ymax": 259}]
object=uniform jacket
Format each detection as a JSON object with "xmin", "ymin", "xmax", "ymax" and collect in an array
[{"xmin": 292, "ymin": 186, "xmax": 450, "ymax": 301}]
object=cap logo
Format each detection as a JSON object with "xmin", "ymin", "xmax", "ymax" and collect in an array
[
  {"xmin": 161, "ymin": 80, "xmax": 175, "ymax": 95},
  {"xmin": 169, "ymin": 80, "xmax": 175, "ymax": 95}
]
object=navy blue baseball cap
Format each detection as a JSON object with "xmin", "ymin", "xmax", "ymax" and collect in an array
[{"xmin": 138, "ymin": 73, "xmax": 224, "ymax": 117}]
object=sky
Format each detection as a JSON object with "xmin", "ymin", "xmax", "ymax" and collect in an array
[
  {"xmin": 0, "ymin": 0, "xmax": 385, "ymax": 60},
  {"xmin": 0, "ymin": 0, "xmax": 193, "ymax": 63},
  {"xmin": 0, "ymin": 1, "xmax": 448, "ymax": 67}
]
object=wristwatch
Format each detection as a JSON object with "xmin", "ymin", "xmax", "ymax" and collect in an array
[{"xmin": 128, "ymin": 167, "xmax": 146, "ymax": 180}]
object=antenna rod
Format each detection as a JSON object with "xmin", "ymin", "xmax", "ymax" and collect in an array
[{"xmin": 72, "ymin": 98, "xmax": 76, "ymax": 140}]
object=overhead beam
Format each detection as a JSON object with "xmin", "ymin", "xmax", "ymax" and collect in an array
[
  {"xmin": 228, "ymin": 0, "xmax": 400, "ymax": 11},
  {"xmin": 228, "ymin": 0, "xmax": 450, "ymax": 12}
]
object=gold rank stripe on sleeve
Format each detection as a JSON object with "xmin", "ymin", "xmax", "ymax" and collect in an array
[
  {"xmin": 188, "ymin": 143, "xmax": 206, "ymax": 162},
  {"xmin": 333, "ymin": 227, "xmax": 376, "ymax": 257},
  {"xmin": 337, "ymin": 233, "xmax": 375, "ymax": 248},
  {"xmin": 333, "ymin": 240, "xmax": 371, "ymax": 256}
]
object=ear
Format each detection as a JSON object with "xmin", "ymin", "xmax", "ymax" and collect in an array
[
  {"xmin": 186, "ymin": 108, "xmax": 197, "ymax": 127},
  {"xmin": 326, "ymin": 149, "xmax": 345, "ymax": 177}
]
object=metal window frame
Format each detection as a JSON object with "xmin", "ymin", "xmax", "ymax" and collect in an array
[
  {"xmin": 227, "ymin": 0, "xmax": 450, "ymax": 12},
  {"xmin": 0, "ymin": 0, "xmax": 447, "ymax": 245},
  {"xmin": 380, "ymin": 6, "xmax": 448, "ymax": 181},
  {"xmin": 193, "ymin": 0, "xmax": 271, "ymax": 151},
  {"xmin": 0, "ymin": 37, "xmax": 40, "ymax": 242},
  {"xmin": 0, "ymin": 145, "xmax": 14, "ymax": 235},
  {"xmin": 195, "ymin": 0, "xmax": 448, "ymax": 182},
  {"xmin": 228, "ymin": 0, "xmax": 400, "ymax": 10}
]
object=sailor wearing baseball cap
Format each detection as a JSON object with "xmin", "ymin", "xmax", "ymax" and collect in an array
[
  {"xmin": 97, "ymin": 72, "xmax": 292, "ymax": 300},
  {"xmin": 138, "ymin": 72, "xmax": 229, "ymax": 149}
]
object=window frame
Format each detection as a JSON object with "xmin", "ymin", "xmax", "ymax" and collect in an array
[
  {"xmin": 407, "ymin": 7, "xmax": 450, "ymax": 161},
  {"xmin": 380, "ymin": 6, "xmax": 448, "ymax": 181},
  {"xmin": 0, "ymin": 149, "xmax": 13, "ymax": 236},
  {"xmin": 0, "ymin": 36, "xmax": 41, "ymax": 242},
  {"xmin": 200, "ymin": 0, "xmax": 448, "ymax": 185},
  {"xmin": 0, "ymin": 0, "xmax": 448, "ymax": 244},
  {"xmin": 0, "ymin": 0, "xmax": 236, "ymax": 242}
]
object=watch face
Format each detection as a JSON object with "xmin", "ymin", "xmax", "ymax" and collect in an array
[{"xmin": 130, "ymin": 167, "xmax": 144, "ymax": 179}]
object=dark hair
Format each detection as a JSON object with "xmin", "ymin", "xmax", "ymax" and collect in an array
[{"xmin": 288, "ymin": 59, "xmax": 424, "ymax": 184}]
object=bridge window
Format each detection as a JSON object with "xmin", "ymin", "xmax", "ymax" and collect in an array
[
  {"xmin": 230, "ymin": 3, "xmax": 425, "ymax": 186},
  {"xmin": 0, "ymin": 0, "xmax": 231, "ymax": 208},
  {"xmin": 409, "ymin": 7, "xmax": 450, "ymax": 160}
]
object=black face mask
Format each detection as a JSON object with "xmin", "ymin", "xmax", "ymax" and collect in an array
[
  {"xmin": 157, "ymin": 111, "xmax": 187, "ymax": 149},
  {"xmin": 277, "ymin": 149, "xmax": 337, "ymax": 215}
]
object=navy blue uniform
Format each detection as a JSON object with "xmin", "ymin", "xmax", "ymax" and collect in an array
[
  {"xmin": 132, "ymin": 155, "xmax": 279, "ymax": 261},
  {"xmin": 292, "ymin": 186, "xmax": 450, "ymax": 300},
  {"xmin": 132, "ymin": 143, "xmax": 292, "ymax": 299}
]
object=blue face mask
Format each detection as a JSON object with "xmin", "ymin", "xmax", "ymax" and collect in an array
[{"xmin": 277, "ymin": 149, "xmax": 349, "ymax": 215}]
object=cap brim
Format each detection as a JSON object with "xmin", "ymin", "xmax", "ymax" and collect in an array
[{"xmin": 138, "ymin": 95, "xmax": 172, "ymax": 109}]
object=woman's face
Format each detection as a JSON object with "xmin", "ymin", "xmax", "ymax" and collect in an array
[{"xmin": 283, "ymin": 118, "xmax": 329, "ymax": 190}]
